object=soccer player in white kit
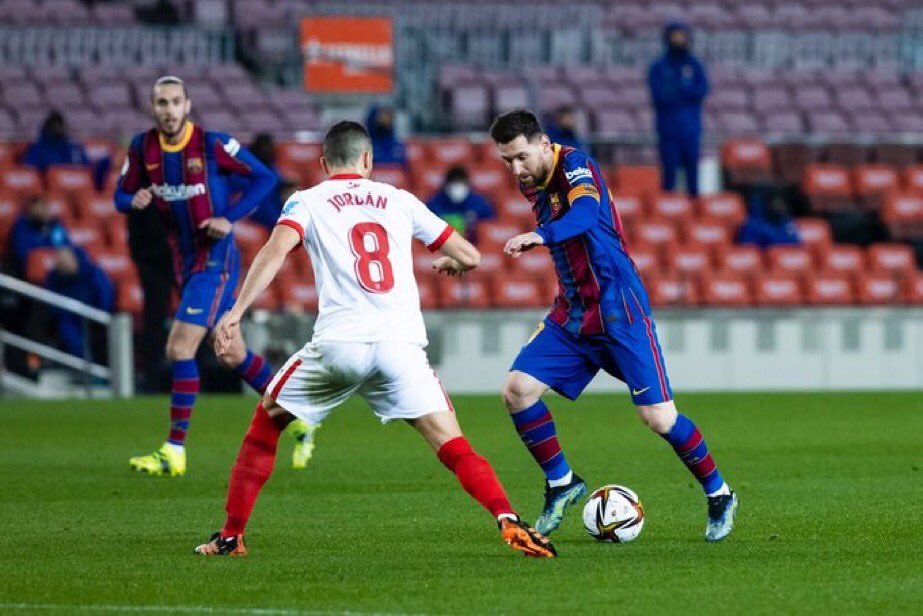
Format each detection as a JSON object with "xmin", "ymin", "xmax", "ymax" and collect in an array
[{"xmin": 195, "ymin": 121, "xmax": 555, "ymax": 558}]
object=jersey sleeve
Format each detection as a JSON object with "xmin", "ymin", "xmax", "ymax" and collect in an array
[
  {"xmin": 212, "ymin": 132, "xmax": 278, "ymax": 223},
  {"xmin": 404, "ymin": 190, "xmax": 453, "ymax": 251},
  {"xmin": 114, "ymin": 135, "xmax": 147, "ymax": 213},
  {"xmin": 535, "ymin": 150, "xmax": 601, "ymax": 245},
  {"xmin": 275, "ymin": 192, "xmax": 312, "ymax": 244}
]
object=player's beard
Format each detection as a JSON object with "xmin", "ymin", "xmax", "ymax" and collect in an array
[{"xmin": 158, "ymin": 113, "xmax": 188, "ymax": 139}]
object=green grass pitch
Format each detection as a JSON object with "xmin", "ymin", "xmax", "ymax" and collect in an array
[{"xmin": 0, "ymin": 392, "xmax": 921, "ymax": 615}]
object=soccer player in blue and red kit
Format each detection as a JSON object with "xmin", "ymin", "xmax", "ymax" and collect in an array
[
  {"xmin": 116, "ymin": 76, "xmax": 316, "ymax": 476},
  {"xmin": 489, "ymin": 109, "xmax": 737, "ymax": 541}
]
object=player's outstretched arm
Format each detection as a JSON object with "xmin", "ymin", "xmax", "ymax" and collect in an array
[
  {"xmin": 214, "ymin": 224, "xmax": 300, "ymax": 355},
  {"xmin": 432, "ymin": 231, "xmax": 480, "ymax": 276}
]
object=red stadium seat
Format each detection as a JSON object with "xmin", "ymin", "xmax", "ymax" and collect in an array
[
  {"xmin": 754, "ymin": 272, "xmax": 804, "ymax": 306},
  {"xmin": 611, "ymin": 165, "xmax": 660, "ymax": 199},
  {"xmin": 94, "ymin": 251, "xmax": 135, "ymax": 285},
  {"xmin": 46, "ymin": 165, "xmax": 94, "ymax": 207},
  {"xmin": 491, "ymin": 274, "xmax": 547, "ymax": 308},
  {"xmin": 805, "ymin": 273, "xmax": 855, "ymax": 305},
  {"xmin": 474, "ymin": 250, "xmax": 506, "ymax": 275},
  {"xmin": 646, "ymin": 273, "xmax": 699, "ymax": 307},
  {"xmin": 477, "ymin": 221, "xmax": 526, "ymax": 253},
  {"xmin": 251, "ymin": 286, "xmax": 280, "ymax": 311},
  {"xmin": 766, "ymin": 245, "xmax": 813, "ymax": 278},
  {"xmin": 508, "ymin": 248, "xmax": 555, "ymax": 279},
  {"xmin": 370, "ymin": 164, "xmax": 410, "ymax": 191},
  {"xmin": 44, "ymin": 192, "xmax": 76, "ymax": 227},
  {"xmin": 650, "ymin": 192, "xmax": 693, "ymax": 225},
  {"xmin": 82, "ymin": 193, "xmax": 117, "ymax": 223},
  {"xmin": 426, "ymin": 138, "xmax": 476, "ymax": 166},
  {"xmin": 412, "ymin": 244, "xmax": 439, "ymax": 277},
  {"xmin": 628, "ymin": 245, "xmax": 661, "ymax": 278},
  {"xmin": 67, "ymin": 224, "xmax": 107, "ymax": 256},
  {"xmin": 234, "ymin": 221, "xmax": 269, "ymax": 264},
  {"xmin": 116, "ymin": 279, "xmax": 143, "ymax": 315},
  {"xmin": 496, "ymin": 194, "xmax": 534, "ymax": 227},
  {"xmin": 610, "ymin": 192, "xmax": 646, "ymax": 226},
  {"xmin": 279, "ymin": 279, "xmax": 318, "ymax": 312},
  {"xmin": 25, "ymin": 248, "xmax": 58, "ymax": 285},
  {"xmin": 721, "ymin": 138, "xmax": 773, "ymax": 186},
  {"xmin": 853, "ymin": 164, "xmax": 899, "ymax": 209},
  {"xmin": 699, "ymin": 192, "xmax": 746, "ymax": 228},
  {"xmin": 881, "ymin": 193, "xmax": 923, "ymax": 240},
  {"xmin": 819, "ymin": 245, "xmax": 864, "ymax": 275},
  {"xmin": 0, "ymin": 143, "xmax": 16, "ymax": 170},
  {"xmin": 866, "ymin": 243, "xmax": 916, "ymax": 278},
  {"xmin": 634, "ymin": 217, "xmax": 678, "ymax": 247},
  {"xmin": 902, "ymin": 165, "xmax": 923, "ymax": 195},
  {"xmin": 802, "ymin": 164, "xmax": 855, "ymax": 212},
  {"xmin": 715, "ymin": 245, "xmax": 763, "ymax": 279},
  {"xmin": 468, "ymin": 162, "xmax": 512, "ymax": 203},
  {"xmin": 794, "ymin": 217, "xmax": 833, "ymax": 256},
  {"xmin": 412, "ymin": 163, "xmax": 450, "ymax": 201},
  {"xmin": 664, "ymin": 244, "xmax": 711, "ymax": 279},
  {"xmin": 856, "ymin": 273, "xmax": 900, "ymax": 305},
  {"xmin": 416, "ymin": 277, "xmax": 440, "ymax": 310},
  {"xmin": 903, "ymin": 273, "xmax": 923, "ymax": 304},
  {"xmin": 701, "ymin": 273, "xmax": 751, "ymax": 307},
  {"xmin": 0, "ymin": 191, "xmax": 18, "ymax": 242},
  {"xmin": 437, "ymin": 275, "xmax": 491, "ymax": 308},
  {"xmin": 405, "ymin": 139, "xmax": 427, "ymax": 167},
  {"xmin": 684, "ymin": 218, "xmax": 732, "ymax": 251},
  {"xmin": 276, "ymin": 141, "xmax": 323, "ymax": 187},
  {"xmin": 1, "ymin": 166, "xmax": 42, "ymax": 200}
]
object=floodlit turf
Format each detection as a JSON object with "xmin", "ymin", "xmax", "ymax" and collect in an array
[{"xmin": 0, "ymin": 392, "xmax": 921, "ymax": 615}]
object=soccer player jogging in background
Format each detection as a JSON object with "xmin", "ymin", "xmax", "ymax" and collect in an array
[
  {"xmin": 115, "ymin": 76, "xmax": 317, "ymax": 477},
  {"xmin": 194, "ymin": 121, "xmax": 555, "ymax": 558},
  {"xmin": 489, "ymin": 109, "xmax": 738, "ymax": 541}
]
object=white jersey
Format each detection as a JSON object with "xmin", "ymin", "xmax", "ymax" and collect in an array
[{"xmin": 276, "ymin": 174, "xmax": 452, "ymax": 345}]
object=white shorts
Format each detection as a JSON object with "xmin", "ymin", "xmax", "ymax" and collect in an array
[{"xmin": 266, "ymin": 340, "xmax": 453, "ymax": 425}]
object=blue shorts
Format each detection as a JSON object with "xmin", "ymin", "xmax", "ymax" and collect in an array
[
  {"xmin": 175, "ymin": 269, "xmax": 238, "ymax": 329},
  {"xmin": 511, "ymin": 313, "xmax": 673, "ymax": 406}
]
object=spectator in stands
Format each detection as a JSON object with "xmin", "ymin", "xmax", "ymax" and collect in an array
[
  {"xmin": 21, "ymin": 111, "xmax": 90, "ymax": 173},
  {"xmin": 648, "ymin": 21, "xmax": 709, "ymax": 198},
  {"xmin": 737, "ymin": 193, "xmax": 801, "ymax": 248},
  {"xmin": 545, "ymin": 106, "xmax": 587, "ymax": 151},
  {"xmin": 45, "ymin": 247, "xmax": 114, "ymax": 360},
  {"xmin": 365, "ymin": 106, "xmax": 407, "ymax": 165},
  {"xmin": 239, "ymin": 133, "xmax": 298, "ymax": 230},
  {"xmin": 7, "ymin": 195, "xmax": 71, "ymax": 278},
  {"xmin": 426, "ymin": 166, "xmax": 495, "ymax": 239}
]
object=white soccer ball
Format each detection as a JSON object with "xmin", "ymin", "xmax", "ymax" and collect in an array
[{"xmin": 582, "ymin": 484, "xmax": 645, "ymax": 543}]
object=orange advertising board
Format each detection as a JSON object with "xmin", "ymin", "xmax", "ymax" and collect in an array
[{"xmin": 301, "ymin": 17, "xmax": 394, "ymax": 94}]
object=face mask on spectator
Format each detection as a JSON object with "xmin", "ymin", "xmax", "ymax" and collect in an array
[{"xmin": 446, "ymin": 182, "xmax": 470, "ymax": 204}]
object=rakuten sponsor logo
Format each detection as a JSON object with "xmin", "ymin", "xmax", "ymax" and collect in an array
[{"xmin": 152, "ymin": 183, "xmax": 207, "ymax": 201}]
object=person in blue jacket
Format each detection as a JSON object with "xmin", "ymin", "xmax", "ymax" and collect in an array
[
  {"xmin": 545, "ymin": 106, "xmax": 587, "ymax": 152},
  {"xmin": 737, "ymin": 194, "xmax": 801, "ymax": 248},
  {"xmin": 7, "ymin": 195, "xmax": 71, "ymax": 278},
  {"xmin": 365, "ymin": 105, "xmax": 406, "ymax": 165},
  {"xmin": 45, "ymin": 247, "xmax": 114, "ymax": 359},
  {"xmin": 22, "ymin": 111, "xmax": 90, "ymax": 172},
  {"xmin": 648, "ymin": 22, "xmax": 709, "ymax": 197},
  {"xmin": 426, "ymin": 166, "xmax": 495, "ymax": 241}
]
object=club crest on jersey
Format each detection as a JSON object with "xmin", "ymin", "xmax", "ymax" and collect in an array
[
  {"xmin": 186, "ymin": 157, "xmax": 203, "ymax": 174},
  {"xmin": 565, "ymin": 166, "xmax": 592, "ymax": 183},
  {"xmin": 281, "ymin": 198, "xmax": 297, "ymax": 216},
  {"xmin": 550, "ymin": 193, "xmax": 562, "ymax": 213}
]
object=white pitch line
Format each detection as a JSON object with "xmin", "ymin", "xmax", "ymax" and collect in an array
[{"xmin": 0, "ymin": 603, "xmax": 424, "ymax": 616}]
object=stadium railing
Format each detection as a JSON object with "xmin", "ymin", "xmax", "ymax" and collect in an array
[{"xmin": 0, "ymin": 272, "xmax": 133, "ymax": 399}]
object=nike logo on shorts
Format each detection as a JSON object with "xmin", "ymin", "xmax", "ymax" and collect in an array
[
  {"xmin": 632, "ymin": 386, "xmax": 651, "ymax": 396},
  {"xmin": 186, "ymin": 308, "xmax": 204, "ymax": 315}
]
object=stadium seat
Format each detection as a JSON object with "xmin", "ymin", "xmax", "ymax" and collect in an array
[
  {"xmin": 766, "ymin": 245, "xmax": 814, "ymax": 278},
  {"xmin": 426, "ymin": 138, "xmax": 476, "ymax": 166},
  {"xmin": 67, "ymin": 224, "xmax": 107, "ymax": 256},
  {"xmin": 413, "ymin": 164, "xmax": 450, "ymax": 201},
  {"xmin": 412, "ymin": 244, "xmax": 438, "ymax": 277},
  {"xmin": 856, "ymin": 272, "xmax": 900, "ymax": 305},
  {"xmin": 805, "ymin": 273, "xmax": 855, "ymax": 305},
  {"xmin": 416, "ymin": 277, "xmax": 440, "ymax": 310},
  {"xmin": 44, "ymin": 193, "xmax": 76, "ymax": 227},
  {"xmin": 46, "ymin": 165, "xmax": 94, "ymax": 207},
  {"xmin": 700, "ymin": 273, "xmax": 751, "ymax": 307},
  {"xmin": 721, "ymin": 138, "xmax": 773, "ymax": 186},
  {"xmin": 699, "ymin": 192, "xmax": 746, "ymax": 228},
  {"xmin": 772, "ymin": 143, "xmax": 819, "ymax": 186},
  {"xmin": 94, "ymin": 251, "xmax": 135, "ymax": 285},
  {"xmin": 437, "ymin": 275, "xmax": 491, "ymax": 308},
  {"xmin": 370, "ymin": 165, "xmax": 410, "ymax": 191},
  {"xmin": 866, "ymin": 243, "xmax": 916, "ymax": 278},
  {"xmin": 468, "ymin": 162, "xmax": 512, "ymax": 203},
  {"xmin": 634, "ymin": 218, "xmax": 678, "ymax": 247},
  {"xmin": 477, "ymin": 221, "xmax": 526, "ymax": 253},
  {"xmin": 611, "ymin": 192, "xmax": 645, "ymax": 226},
  {"xmin": 664, "ymin": 244, "xmax": 711, "ymax": 279},
  {"xmin": 611, "ymin": 165, "xmax": 660, "ymax": 199},
  {"xmin": 852, "ymin": 164, "xmax": 899, "ymax": 209},
  {"xmin": 902, "ymin": 273, "xmax": 923, "ymax": 304},
  {"xmin": 650, "ymin": 193, "xmax": 693, "ymax": 225},
  {"xmin": 276, "ymin": 141, "xmax": 322, "ymax": 187},
  {"xmin": 628, "ymin": 245, "xmax": 660, "ymax": 278},
  {"xmin": 715, "ymin": 245, "xmax": 763, "ymax": 279},
  {"xmin": 0, "ymin": 166, "xmax": 42, "ymax": 200},
  {"xmin": 116, "ymin": 279, "xmax": 143, "ymax": 315},
  {"xmin": 903, "ymin": 165, "xmax": 923, "ymax": 195},
  {"xmin": 251, "ymin": 286, "xmax": 280, "ymax": 311},
  {"xmin": 491, "ymin": 273, "xmax": 547, "ymax": 308},
  {"xmin": 25, "ymin": 248, "xmax": 58, "ymax": 285},
  {"xmin": 508, "ymin": 248, "xmax": 555, "ymax": 279},
  {"xmin": 279, "ymin": 279, "xmax": 318, "ymax": 312},
  {"xmin": 684, "ymin": 218, "xmax": 732, "ymax": 251},
  {"xmin": 802, "ymin": 164, "xmax": 855, "ymax": 212},
  {"xmin": 646, "ymin": 273, "xmax": 699, "ymax": 307},
  {"xmin": 793, "ymin": 217, "xmax": 833, "ymax": 256},
  {"xmin": 880, "ymin": 193, "xmax": 923, "ymax": 240},
  {"xmin": 233, "ymin": 221, "xmax": 269, "ymax": 264},
  {"xmin": 0, "ymin": 191, "xmax": 18, "ymax": 241},
  {"xmin": 404, "ymin": 139, "xmax": 426, "ymax": 167},
  {"xmin": 819, "ymin": 245, "xmax": 864, "ymax": 275},
  {"xmin": 754, "ymin": 272, "xmax": 804, "ymax": 306},
  {"xmin": 474, "ymin": 250, "xmax": 506, "ymax": 275}
]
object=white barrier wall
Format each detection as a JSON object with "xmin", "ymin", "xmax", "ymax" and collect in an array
[{"xmin": 422, "ymin": 308, "xmax": 923, "ymax": 393}]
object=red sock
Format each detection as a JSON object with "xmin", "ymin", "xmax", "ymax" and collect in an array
[
  {"xmin": 221, "ymin": 402, "xmax": 282, "ymax": 537},
  {"xmin": 437, "ymin": 436, "xmax": 515, "ymax": 519}
]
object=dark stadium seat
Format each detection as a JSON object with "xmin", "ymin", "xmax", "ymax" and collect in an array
[{"xmin": 116, "ymin": 279, "xmax": 143, "ymax": 315}]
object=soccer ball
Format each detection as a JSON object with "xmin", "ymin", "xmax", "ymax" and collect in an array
[{"xmin": 582, "ymin": 485, "xmax": 645, "ymax": 543}]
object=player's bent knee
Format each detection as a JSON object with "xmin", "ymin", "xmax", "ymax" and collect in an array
[
  {"xmin": 636, "ymin": 401, "xmax": 678, "ymax": 434},
  {"xmin": 501, "ymin": 376, "xmax": 541, "ymax": 413}
]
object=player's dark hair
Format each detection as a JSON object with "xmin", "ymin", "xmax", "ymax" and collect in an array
[
  {"xmin": 489, "ymin": 109, "xmax": 544, "ymax": 144},
  {"xmin": 323, "ymin": 121, "xmax": 372, "ymax": 168},
  {"xmin": 152, "ymin": 75, "xmax": 187, "ymax": 99}
]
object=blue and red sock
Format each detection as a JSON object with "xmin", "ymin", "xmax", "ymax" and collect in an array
[
  {"xmin": 510, "ymin": 400, "xmax": 571, "ymax": 482},
  {"xmin": 236, "ymin": 350, "xmax": 273, "ymax": 395},
  {"xmin": 661, "ymin": 414, "xmax": 725, "ymax": 495},
  {"xmin": 168, "ymin": 359, "xmax": 199, "ymax": 447}
]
